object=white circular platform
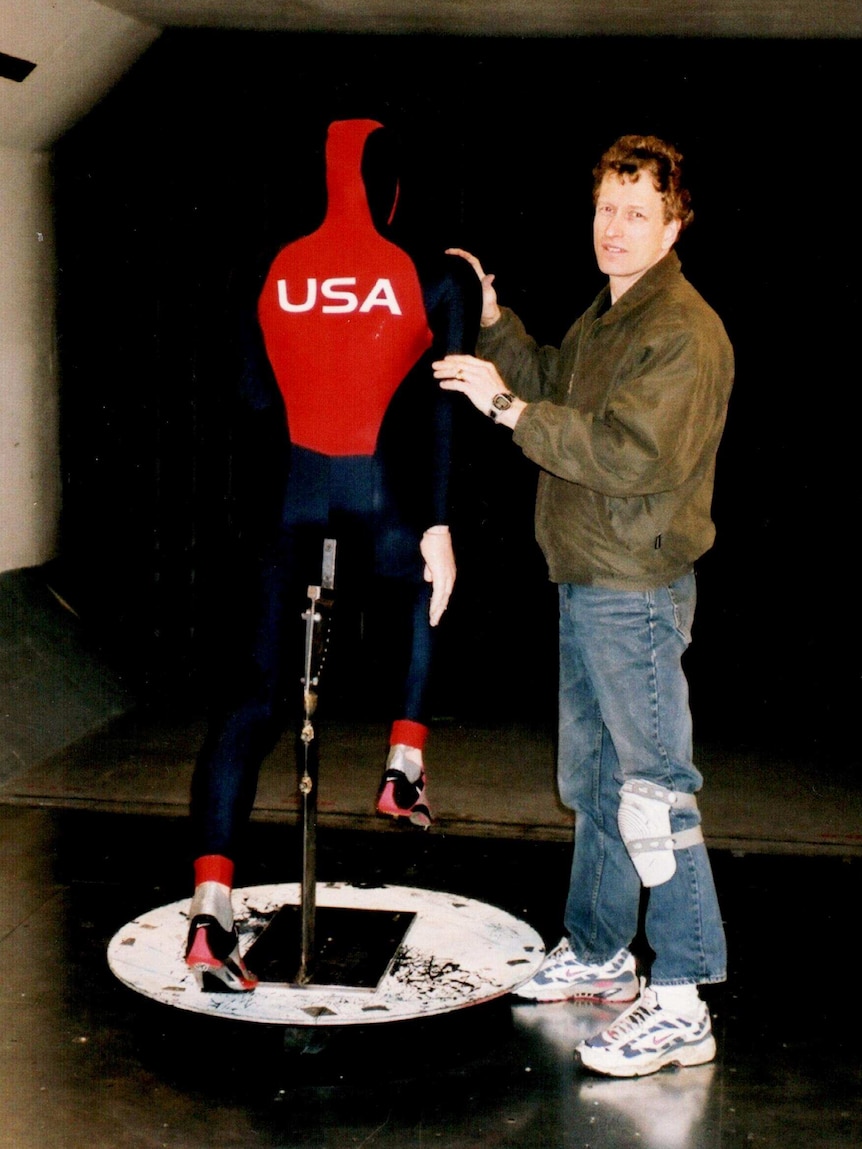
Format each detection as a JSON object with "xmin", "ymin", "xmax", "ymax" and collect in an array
[{"xmin": 107, "ymin": 882, "xmax": 545, "ymax": 1026}]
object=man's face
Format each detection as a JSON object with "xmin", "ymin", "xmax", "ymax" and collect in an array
[{"xmin": 593, "ymin": 172, "xmax": 681, "ymax": 300}]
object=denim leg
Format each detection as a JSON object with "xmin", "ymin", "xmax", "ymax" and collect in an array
[
  {"xmin": 559, "ymin": 617, "xmax": 641, "ymax": 963},
  {"xmin": 557, "ymin": 574, "xmax": 726, "ymax": 985}
]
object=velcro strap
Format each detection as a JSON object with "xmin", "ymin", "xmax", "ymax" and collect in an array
[
  {"xmin": 627, "ymin": 825, "xmax": 705, "ymax": 854},
  {"xmin": 620, "ymin": 778, "xmax": 699, "ymax": 811}
]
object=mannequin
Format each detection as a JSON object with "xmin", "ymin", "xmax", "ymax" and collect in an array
[{"xmin": 185, "ymin": 119, "xmax": 480, "ymax": 990}]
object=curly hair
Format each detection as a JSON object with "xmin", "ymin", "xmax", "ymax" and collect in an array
[{"xmin": 593, "ymin": 136, "xmax": 694, "ymax": 230}]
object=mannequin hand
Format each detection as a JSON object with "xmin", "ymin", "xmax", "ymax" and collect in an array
[
  {"xmin": 420, "ymin": 528, "xmax": 456, "ymax": 627},
  {"xmin": 445, "ymin": 248, "xmax": 501, "ymax": 327}
]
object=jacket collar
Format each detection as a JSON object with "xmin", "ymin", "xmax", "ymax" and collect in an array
[{"xmin": 592, "ymin": 249, "xmax": 682, "ymax": 322}]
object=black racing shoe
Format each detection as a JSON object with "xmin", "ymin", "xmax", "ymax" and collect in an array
[
  {"xmin": 185, "ymin": 914, "xmax": 258, "ymax": 992},
  {"xmin": 376, "ymin": 767, "xmax": 432, "ymax": 828}
]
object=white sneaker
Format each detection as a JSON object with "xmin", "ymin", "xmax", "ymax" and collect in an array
[
  {"xmin": 512, "ymin": 938, "xmax": 638, "ymax": 1003},
  {"xmin": 577, "ymin": 985, "xmax": 716, "ymax": 1077}
]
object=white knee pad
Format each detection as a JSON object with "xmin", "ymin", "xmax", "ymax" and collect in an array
[{"xmin": 617, "ymin": 779, "xmax": 704, "ymax": 888}]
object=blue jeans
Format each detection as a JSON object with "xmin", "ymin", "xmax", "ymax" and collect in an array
[{"xmin": 558, "ymin": 573, "xmax": 726, "ymax": 986}]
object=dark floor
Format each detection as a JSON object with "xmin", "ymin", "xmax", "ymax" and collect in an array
[
  {"xmin": 1, "ymin": 798, "xmax": 859, "ymax": 1149},
  {"xmin": 2, "ymin": 569, "xmax": 859, "ymax": 1147}
]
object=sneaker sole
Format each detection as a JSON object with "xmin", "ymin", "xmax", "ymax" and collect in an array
[
  {"xmin": 512, "ymin": 986, "xmax": 640, "ymax": 1004},
  {"xmin": 578, "ymin": 1033, "xmax": 716, "ymax": 1077},
  {"xmin": 512, "ymin": 972, "xmax": 639, "ymax": 1004}
]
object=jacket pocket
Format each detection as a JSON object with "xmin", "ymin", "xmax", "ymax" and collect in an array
[{"xmin": 602, "ymin": 493, "xmax": 671, "ymax": 553}]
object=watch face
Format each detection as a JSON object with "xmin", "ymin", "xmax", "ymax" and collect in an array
[{"xmin": 492, "ymin": 392, "xmax": 513, "ymax": 411}]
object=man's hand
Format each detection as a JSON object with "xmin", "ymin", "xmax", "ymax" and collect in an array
[
  {"xmin": 446, "ymin": 248, "xmax": 501, "ymax": 327},
  {"xmin": 420, "ymin": 527, "xmax": 456, "ymax": 627},
  {"xmin": 433, "ymin": 354, "xmax": 526, "ymax": 429}
]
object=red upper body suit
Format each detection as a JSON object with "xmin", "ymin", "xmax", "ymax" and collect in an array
[{"xmin": 257, "ymin": 119, "xmax": 433, "ymax": 457}]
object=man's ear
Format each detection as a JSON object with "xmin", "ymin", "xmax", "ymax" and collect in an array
[{"xmin": 663, "ymin": 218, "xmax": 682, "ymax": 252}]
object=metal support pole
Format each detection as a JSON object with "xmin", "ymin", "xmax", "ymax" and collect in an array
[{"xmin": 297, "ymin": 538, "xmax": 336, "ymax": 985}]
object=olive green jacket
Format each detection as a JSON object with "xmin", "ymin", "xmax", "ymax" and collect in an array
[{"xmin": 476, "ymin": 251, "xmax": 734, "ymax": 589}]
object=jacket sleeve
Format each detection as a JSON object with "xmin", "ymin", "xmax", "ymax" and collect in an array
[
  {"xmin": 475, "ymin": 308, "xmax": 567, "ymax": 402},
  {"xmin": 512, "ymin": 321, "xmax": 731, "ymax": 498}
]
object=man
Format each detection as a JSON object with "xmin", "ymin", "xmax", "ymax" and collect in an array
[{"xmin": 434, "ymin": 135, "xmax": 732, "ymax": 1077}]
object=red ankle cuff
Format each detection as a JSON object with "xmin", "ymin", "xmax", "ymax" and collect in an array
[
  {"xmin": 193, "ymin": 854, "xmax": 234, "ymax": 888},
  {"xmin": 389, "ymin": 719, "xmax": 428, "ymax": 750}
]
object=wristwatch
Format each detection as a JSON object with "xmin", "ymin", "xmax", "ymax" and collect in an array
[{"xmin": 489, "ymin": 392, "xmax": 515, "ymax": 421}]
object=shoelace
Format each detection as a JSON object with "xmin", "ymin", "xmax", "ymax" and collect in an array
[
  {"xmin": 605, "ymin": 989, "xmax": 659, "ymax": 1038},
  {"xmin": 547, "ymin": 941, "xmax": 572, "ymax": 962}
]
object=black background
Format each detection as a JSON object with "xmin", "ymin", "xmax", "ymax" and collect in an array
[{"xmin": 52, "ymin": 31, "xmax": 859, "ymax": 760}]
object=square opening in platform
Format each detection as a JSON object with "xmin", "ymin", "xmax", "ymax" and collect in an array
[
  {"xmin": 0, "ymin": 51, "xmax": 37, "ymax": 82},
  {"xmin": 244, "ymin": 905, "xmax": 416, "ymax": 989}
]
